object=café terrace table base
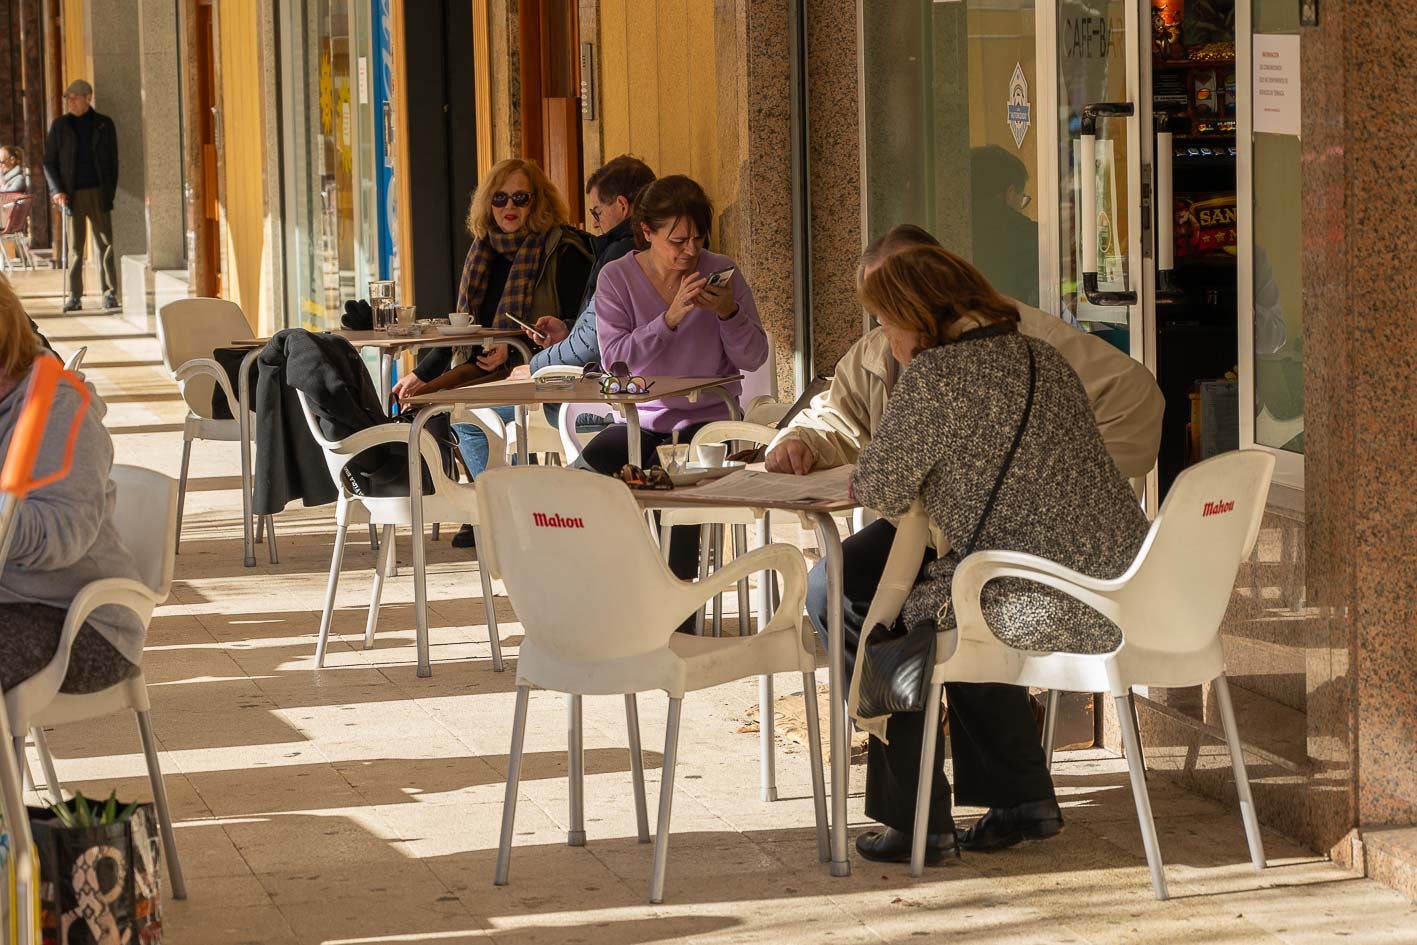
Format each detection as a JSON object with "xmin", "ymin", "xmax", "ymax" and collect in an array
[{"xmin": 628, "ymin": 471, "xmax": 858, "ymax": 879}]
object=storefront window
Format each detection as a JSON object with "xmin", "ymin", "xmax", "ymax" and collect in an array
[
  {"xmin": 1056, "ymin": 0, "xmax": 1132, "ymax": 339},
  {"xmin": 1250, "ymin": 0, "xmax": 1303, "ymax": 452},
  {"xmin": 280, "ymin": 0, "xmax": 377, "ymax": 330},
  {"xmin": 860, "ymin": 0, "xmax": 1039, "ymax": 305}
]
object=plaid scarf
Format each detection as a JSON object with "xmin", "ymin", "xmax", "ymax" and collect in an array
[{"xmin": 456, "ymin": 226, "xmax": 550, "ymax": 329}]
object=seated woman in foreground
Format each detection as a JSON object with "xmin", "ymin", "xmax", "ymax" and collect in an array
[
  {"xmin": 0, "ymin": 272, "xmax": 145, "ymax": 694},
  {"xmin": 846, "ymin": 245, "xmax": 1149, "ymax": 864},
  {"xmin": 582, "ymin": 174, "xmax": 768, "ymax": 584}
]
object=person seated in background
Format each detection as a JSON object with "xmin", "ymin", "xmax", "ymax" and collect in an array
[
  {"xmin": 581, "ymin": 174, "xmax": 768, "ymax": 587},
  {"xmin": 0, "ymin": 272, "xmax": 145, "ymax": 695},
  {"xmin": 508, "ymin": 154, "xmax": 657, "ymax": 378},
  {"xmin": 841, "ymin": 243, "xmax": 1150, "ymax": 864},
  {"xmin": 969, "ymin": 145, "xmax": 1039, "ymax": 307},
  {"xmin": 392, "ymin": 158, "xmax": 591, "ymax": 546},
  {"xmin": 765, "ymin": 224, "xmax": 1164, "ymax": 863},
  {"xmin": 0, "ymin": 145, "xmax": 29, "ymax": 194}
]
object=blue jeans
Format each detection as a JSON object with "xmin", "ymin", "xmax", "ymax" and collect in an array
[
  {"xmin": 452, "ymin": 405, "xmax": 517, "ymax": 480},
  {"xmin": 454, "ymin": 405, "xmax": 614, "ymax": 480}
]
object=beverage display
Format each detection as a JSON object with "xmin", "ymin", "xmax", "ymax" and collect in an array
[{"xmin": 1149, "ymin": 0, "xmax": 1240, "ymax": 494}]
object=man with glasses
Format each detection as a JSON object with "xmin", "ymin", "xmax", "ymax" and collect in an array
[
  {"xmin": 969, "ymin": 145, "xmax": 1039, "ymax": 307},
  {"xmin": 509, "ymin": 154, "xmax": 657, "ymax": 377},
  {"xmin": 43, "ymin": 80, "xmax": 120, "ymax": 312}
]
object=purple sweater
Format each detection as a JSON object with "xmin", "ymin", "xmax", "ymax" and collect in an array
[{"xmin": 595, "ymin": 249, "xmax": 768, "ymax": 432}]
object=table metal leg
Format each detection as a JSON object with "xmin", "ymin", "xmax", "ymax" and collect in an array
[
  {"xmin": 811, "ymin": 512, "xmax": 851, "ymax": 877},
  {"xmin": 238, "ymin": 348, "xmax": 261, "ymax": 568},
  {"xmin": 380, "ymin": 351, "xmax": 393, "ymax": 414},
  {"xmin": 514, "ymin": 404, "xmax": 530, "ymax": 466},
  {"xmin": 625, "ymin": 405, "xmax": 643, "ymax": 469},
  {"xmin": 408, "ymin": 405, "xmax": 452, "ymax": 678}
]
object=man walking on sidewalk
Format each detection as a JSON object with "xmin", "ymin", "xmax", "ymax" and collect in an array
[{"xmin": 43, "ymin": 79, "xmax": 119, "ymax": 312}]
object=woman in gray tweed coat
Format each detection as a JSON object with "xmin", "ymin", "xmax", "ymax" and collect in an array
[{"xmin": 849, "ymin": 244, "xmax": 1148, "ymax": 865}]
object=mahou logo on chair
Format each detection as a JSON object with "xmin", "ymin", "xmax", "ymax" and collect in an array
[
  {"xmin": 532, "ymin": 512, "xmax": 585, "ymax": 529},
  {"xmin": 1202, "ymin": 499, "xmax": 1235, "ymax": 517}
]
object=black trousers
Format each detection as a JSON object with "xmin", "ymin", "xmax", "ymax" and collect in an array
[
  {"xmin": 0, "ymin": 603, "xmax": 135, "ymax": 694},
  {"xmin": 806, "ymin": 519, "xmax": 1055, "ymax": 834},
  {"xmin": 581, "ymin": 422, "xmax": 706, "ymax": 583}
]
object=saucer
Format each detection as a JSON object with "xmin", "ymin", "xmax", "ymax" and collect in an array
[{"xmin": 668, "ymin": 460, "xmax": 745, "ymax": 487}]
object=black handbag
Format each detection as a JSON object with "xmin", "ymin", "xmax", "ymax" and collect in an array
[{"xmin": 854, "ymin": 343, "xmax": 1037, "ymax": 719}]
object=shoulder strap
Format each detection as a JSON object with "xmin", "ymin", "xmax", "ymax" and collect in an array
[{"xmin": 962, "ymin": 340, "xmax": 1037, "ymax": 557}]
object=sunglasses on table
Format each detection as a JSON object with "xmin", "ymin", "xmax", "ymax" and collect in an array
[
  {"xmin": 581, "ymin": 361, "xmax": 654, "ymax": 396},
  {"xmin": 619, "ymin": 464, "xmax": 674, "ymax": 490},
  {"xmin": 491, "ymin": 191, "xmax": 533, "ymax": 208}
]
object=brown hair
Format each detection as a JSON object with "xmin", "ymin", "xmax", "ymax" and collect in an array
[
  {"xmin": 586, "ymin": 154, "xmax": 656, "ymax": 204},
  {"xmin": 858, "ymin": 245, "xmax": 1019, "ymax": 353},
  {"xmin": 0, "ymin": 273, "xmax": 41, "ymax": 378},
  {"xmin": 631, "ymin": 175, "xmax": 712, "ymax": 250},
  {"xmin": 466, "ymin": 158, "xmax": 569, "ymax": 240},
  {"xmin": 0, "ymin": 144, "xmax": 24, "ymax": 166}
]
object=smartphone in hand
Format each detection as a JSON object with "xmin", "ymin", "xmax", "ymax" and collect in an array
[
  {"xmin": 706, "ymin": 266, "xmax": 736, "ymax": 289},
  {"xmin": 502, "ymin": 311, "xmax": 547, "ymax": 343}
]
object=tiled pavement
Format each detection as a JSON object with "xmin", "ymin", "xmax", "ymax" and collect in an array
[{"xmin": 11, "ymin": 270, "xmax": 1414, "ymax": 944}]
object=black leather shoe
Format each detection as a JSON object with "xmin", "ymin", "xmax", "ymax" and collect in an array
[
  {"xmin": 62, "ymin": 297, "xmax": 81, "ymax": 312},
  {"xmin": 449, "ymin": 524, "xmax": 476, "ymax": 548},
  {"xmin": 855, "ymin": 826, "xmax": 961, "ymax": 866},
  {"xmin": 960, "ymin": 799, "xmax": 1064, "ymax": 852}
]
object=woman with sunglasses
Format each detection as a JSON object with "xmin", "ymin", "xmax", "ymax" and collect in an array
[
  {"xmin": 393, "ymin": 159, "xmax": 591, "ymax": 545},
  {"xmin": 581, "ymin": 174, "xmax": 768, "ymax": 594}
]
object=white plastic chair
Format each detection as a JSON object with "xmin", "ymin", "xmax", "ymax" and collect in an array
[
  {"xmin": 739, "ymin": 330, "xmax": 778, "ymax": 406},
  {"xmin": 862, "ymin": 451, "xmax": 1273, "ymax": 895},
  {"xmin": 9, "ymin": 465, "xmax": 188, "ymax": 901},
  {"xmin": 476, "ymin": 466, "xmax": 828, "ymax": 904},
  {"xmin": 744, "ymin": 396, "xmax": 790, "ymax": 426},
  {"xmin": 296, "ymin": 391, "xmax": 506, "ymax": 671},
  {"xmin": 156, "ymin": 297, "xmax": 272, "ymax": 555},
  {"xmin": 509, "ymin": 369, "xmax": 568, "ymax": 463}
]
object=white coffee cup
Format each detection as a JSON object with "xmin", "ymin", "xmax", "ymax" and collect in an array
[
  {"xmin": 449, "ymin": 311, "xmax": 473, "ymax": 328},
  {"xmin": 696, "ymin": 443, "xmax": 728, "ymax": 468}
]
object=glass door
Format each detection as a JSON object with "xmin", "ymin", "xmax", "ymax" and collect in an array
[
  {"xmin": 860, "ymin": 0, "xmax": 1044, "ymax": 316},
  {"xmin": 1055, "ymin": 0, "xmax": 1248, "ymax": 500},
  {"xmin": 1052, "ymin": 0, "xmax": 1143, "ymax": 356}
]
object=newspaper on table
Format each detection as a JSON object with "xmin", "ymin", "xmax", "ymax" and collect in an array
[{"xmin": 680, "ymin": 464, "xmax": 855, "ymax": 506}]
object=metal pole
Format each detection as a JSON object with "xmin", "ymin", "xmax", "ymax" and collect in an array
[{"xmin": 787, "ymin": 0, "xmax": 813, "ymax": 395}]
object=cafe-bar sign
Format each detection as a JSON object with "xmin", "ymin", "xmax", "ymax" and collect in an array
[{"xmin": 1007, "ymin": 63, "xmax": 1031, "ymax": 148}]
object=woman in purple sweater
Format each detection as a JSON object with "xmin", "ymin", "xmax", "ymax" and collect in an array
[{"xmin": 583, "ymin": 175, "xmax": 768, "ymax": 586}]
